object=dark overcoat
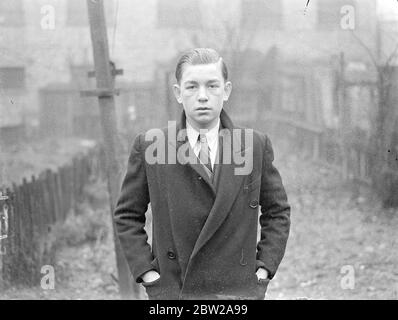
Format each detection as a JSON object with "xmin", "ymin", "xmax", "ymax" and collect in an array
[{"xmin": 113, "ymin": 109, "xmax": 290, "ymax": 300}]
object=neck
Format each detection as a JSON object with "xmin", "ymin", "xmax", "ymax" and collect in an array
[{"xmin": 186, "ymin": 117, "xmax": 219, "ymax": 132}]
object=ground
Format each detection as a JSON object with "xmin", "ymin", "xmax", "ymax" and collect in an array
[
  {"xmin": 266, "ymin": 154, "xmax": 398, "ymax": 300},
  {"xmin": 0, "ymin": 150, "xmax": 397, "ymax": 300}
]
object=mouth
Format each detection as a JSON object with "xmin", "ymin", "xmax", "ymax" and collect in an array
[{"xmin": 196, "ymin": 107, "xmax": 211, "ymax": 111}]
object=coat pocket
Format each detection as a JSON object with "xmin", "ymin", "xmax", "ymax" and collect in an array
[
  {"xmin": 142, "ymin": 276, "xmax": 162, "ymax": 299},
  {"xmin": 142, "ymin": 257, "xmax": 162, "ymax": 299},
  {"xmin": 255, "ymin": 278, "xmax": 270, "ymax": 300}
]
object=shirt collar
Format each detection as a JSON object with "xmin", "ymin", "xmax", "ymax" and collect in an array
[{"xmin": 186, "ymin": 118, "xmax": 220, "ymax": 151}]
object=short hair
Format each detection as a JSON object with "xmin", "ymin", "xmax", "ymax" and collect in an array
[{"xmin": 175, "ymin": 48, "xmax": 228, "ymax": 83}]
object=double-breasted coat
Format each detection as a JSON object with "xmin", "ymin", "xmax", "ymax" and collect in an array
[{"xmin": 113, "ymin": 109, "xmax": 290, "ymax": 300}]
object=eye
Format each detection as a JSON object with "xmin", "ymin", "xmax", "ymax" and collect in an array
[
  {"xmin": 186, "ymin": 85, "xmax": 196, "ymax": 90},
  {"xmin": 208, "ymin": 84, "xmax": 219, "ymax": 89}
]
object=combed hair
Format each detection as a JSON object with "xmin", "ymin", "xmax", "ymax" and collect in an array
[{"xmin": 175, "ymin": 48, "xmax": 228, "ymax": 83}]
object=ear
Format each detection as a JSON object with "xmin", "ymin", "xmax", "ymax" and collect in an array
[
  {"xmin": 223, "ymin": 81, "xmax": 232, "ymax": 101},
  {"xmin": 173, "ymin": 84, "xmax": 183, "ymax": 104}
]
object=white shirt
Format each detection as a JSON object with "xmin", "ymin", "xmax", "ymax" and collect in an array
[{"xmin": 186, "ymin": 119, "xmax": 220, "ymax": 170}]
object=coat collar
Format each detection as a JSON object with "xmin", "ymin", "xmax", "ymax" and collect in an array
[{"xmin": 169, "ymin": 109, "xmax": 246, "ymax": 194}]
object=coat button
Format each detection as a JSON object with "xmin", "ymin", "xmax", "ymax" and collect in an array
[
  {"xmin": 249, "ymin": 199, "xmax": 259, "ymax": 209},
  {"xmin": 167, "ymin": 250, "xmax": 176, "ymax": 260},
  {"xmin": 198, "ymin": 176, "xmax": 202, "ymax": 180}
]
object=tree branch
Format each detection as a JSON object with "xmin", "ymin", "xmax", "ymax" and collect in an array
[
  {"xmin": 385, "ymin": 42, "xmax": 398, "ymax": 67},
  {"xmin": 350, "ymin": 30, "xmax": 378, "ymax": 68}
]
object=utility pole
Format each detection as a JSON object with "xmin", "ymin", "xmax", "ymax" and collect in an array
[
  {"xmin": 82, "ymin": 0, "xmax": 140, "ymax": 299},
  {"xmin": 338, "ymin": 52, "xmax": 349, "ymax": 181}
]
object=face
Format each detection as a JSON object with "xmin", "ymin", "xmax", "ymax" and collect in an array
[{"xmin": 173, "ymin": 61, "xmax": 232, "ymax": 130}]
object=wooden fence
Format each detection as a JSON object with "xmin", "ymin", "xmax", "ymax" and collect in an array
[{"xmin": 0, "ymin": 146, "xmax": 106, "ymax": 287}]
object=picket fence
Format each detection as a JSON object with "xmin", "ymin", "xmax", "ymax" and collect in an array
[{"xmin": 0, "ymin": 146, "xmax": 106, "ymax": 287}]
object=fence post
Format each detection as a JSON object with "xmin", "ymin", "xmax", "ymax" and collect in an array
[
  {"xmin": 51, "ymin": 171, "xmax": 61, "ymax": 223},
  {"xmin": 10, "ymin": 183, "xmax": 20, "ymax": 285},
  {"xmin": 30, "ymin": 175, "xmax": 41, "ymax": 285},
  {"xmin": 45, "ymin": 170, "xmax": 56, "ymax": 224},
  {"xmin": 0, "ymin": 190, "xmax": 9, "ymax": 286}
]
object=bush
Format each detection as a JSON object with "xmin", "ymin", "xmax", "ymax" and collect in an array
[
  {"xmin": 54, "ymin": 180, "xmax": 111, "ymax": 248},
  {"xmin": 54, "ymin": 203, "xmax": 110, "ymax": 248}
]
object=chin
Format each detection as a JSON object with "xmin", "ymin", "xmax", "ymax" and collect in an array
[
  {"xmin": 196, "ymin": 115, "xmax": 213, "ymax": 122},
  {"xmin": 198, "ymin": 118, "xmax": 218, "ymax": 127}
]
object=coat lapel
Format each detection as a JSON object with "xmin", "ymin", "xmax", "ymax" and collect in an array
[
  {"xmin": 189, "ymin": 121, "xmax": 247, "ymax": 260},
  {"xmin": 168, "ymin": 114, "xmax": 216, "ymax": 195}
]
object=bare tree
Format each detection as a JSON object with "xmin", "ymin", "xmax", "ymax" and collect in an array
[
  {"xmin": 186, "ymin": 1, "xmax": 263, "ymax": 75},
  {"xmin": 350, "ymin": 30, "xmax": 398, "ymax": 207}
]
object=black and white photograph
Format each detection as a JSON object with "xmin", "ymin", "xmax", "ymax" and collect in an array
[{"xmin": 0, "ymin": 0, "xmax": 397, "ymax": 302}]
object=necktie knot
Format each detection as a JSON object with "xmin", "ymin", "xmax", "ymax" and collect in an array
[{"xmin": 198, "ymin": 134, "xmax": 207, "ymax": 143}]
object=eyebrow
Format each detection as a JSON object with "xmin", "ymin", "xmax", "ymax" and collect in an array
[
  {"xmin": 183, "ymin": 79, "xmax": 221, "ymax": 85},
  {"xmin": 183, "ymin": 81, "xmax": 197, "ymax": 85}
]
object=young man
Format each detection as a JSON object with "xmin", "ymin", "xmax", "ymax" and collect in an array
[{"xmin": 113, "ymin": 48, "xmax": 290, "ymax": 300}]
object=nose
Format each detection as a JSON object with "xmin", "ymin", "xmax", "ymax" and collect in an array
[{"xmin": 197, "ymin": 86, "xmax": 208, "ymax": 102}]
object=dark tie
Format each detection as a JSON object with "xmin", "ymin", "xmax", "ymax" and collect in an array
[{"xmin": 198, "ymin": 134, "xmax": 212, "ymax": 173}]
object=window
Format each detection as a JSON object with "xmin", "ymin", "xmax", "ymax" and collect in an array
[
  {"xmin": 0, "ymin": 0, "xmax": 24, "ymax": 26},
  {"xmin": 67, "ymin": 0, "xmax": 114, "ymax": 27},
  {"xmin": 0, "ymin": 67, "xmax": 25, "ymax": 89},
  {"xmin": 241, "ymin": 0, "xmax": 282, "ymax": 30},
  {"xmin": 157, "ymin": 0, "xmax": 202, "ymax": 29},
  {"xmin": 317, "ymin": 0, "xmax": 355, "ymax": 29}
]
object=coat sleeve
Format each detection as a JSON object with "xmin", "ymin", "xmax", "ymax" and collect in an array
[
  {"xmin": 256, "ymin": 134, "xmax": 291, "ymax": 279},
  {"xmin": 113, "ymin": 133, "xmax": 154, "ymax": 283}
]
